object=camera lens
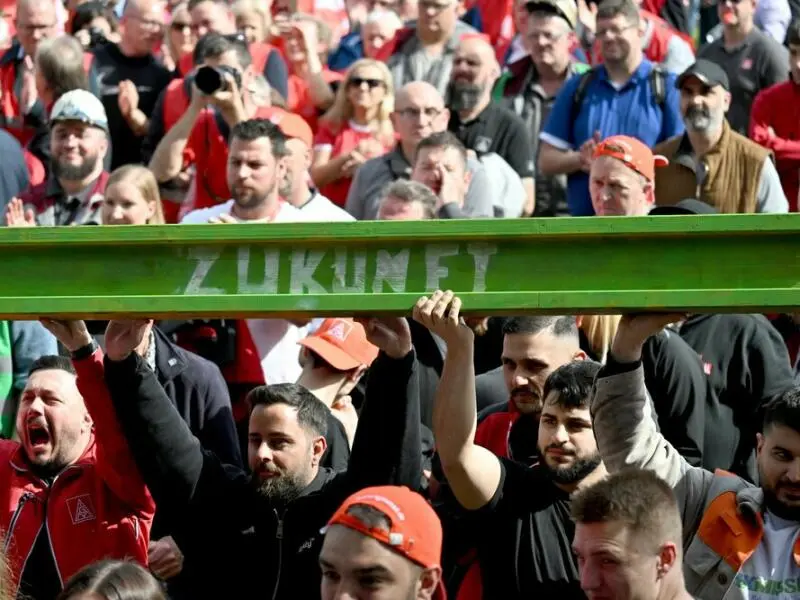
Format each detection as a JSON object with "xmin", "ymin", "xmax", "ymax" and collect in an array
[{"xmin": 195, "ymin": 66, "xmax": 223, "ymax": 95}]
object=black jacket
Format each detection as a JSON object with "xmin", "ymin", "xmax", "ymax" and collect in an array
[{"xmin": 104, "ymin": 349, "xmax": 423, "ymax": 600}]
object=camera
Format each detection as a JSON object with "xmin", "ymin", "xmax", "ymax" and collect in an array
[
  {"xmin": 195, "ymin": 65, "xmax": 242, "ymax": 95},
  {"xmin": 86, "ymin": 26, "xmax": 108, "ymax": 49}
]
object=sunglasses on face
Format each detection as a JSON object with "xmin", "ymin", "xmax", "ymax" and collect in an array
[
  {"xmin": 348, "ymin": 77, "xmax": 385, "ymax": 89},
  {"xmin": 170, "ymin": 21, "xmax": 192, "ymax": 31}
]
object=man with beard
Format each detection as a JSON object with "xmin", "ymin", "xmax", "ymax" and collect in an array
[
  {"xmin": 19, "ymin": 90, "xmax": 110, "ymax": 226},
  {"xmin": 0, "ymin": 319, "xmax": 154, "ymax": 600},
  {"xmin": 652, "ymin": 60, "xmax": 788, "ymax": 213},
  {"xmin": 414, "ymin": 290, "xmax": 605, "ymax": 598},
  {"xmin": 474, "ymin": 314, "xmax": 587, "ymax": 459},
  {"xmin": 593, "ymin": 313, "xmax": 800, "ymax": 599},
  {"xmin": 447, "ymin": 34, "xmax": 535, "ymax": 215},
  {"xmin": 101, "ymin": 314, "xmax": 424, "ymax": 599}
]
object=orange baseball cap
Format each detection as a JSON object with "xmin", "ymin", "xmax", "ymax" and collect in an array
[
  {"xmin": 325, "ymin": 486, "xmax": 446, "ymax": 600},
  {"xmin": 298, "ymin": 318, "xmax": 379, "ymax": 371},
  {"xmin": 267, "ymin": 110, "xmax": 314, "ymax": 148},
  {"xmin": 592, "ymin": 135, "xmax": 669, "ymax": 182}
]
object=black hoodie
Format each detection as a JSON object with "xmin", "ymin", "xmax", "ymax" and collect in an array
[{"xmin": 103, "ymin": 349, "xmax": 423, "ymax": 599}]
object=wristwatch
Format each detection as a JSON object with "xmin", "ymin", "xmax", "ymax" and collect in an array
[{"xmin": 70, "ymin": 339, "xmax": 99, "ymax": 361}]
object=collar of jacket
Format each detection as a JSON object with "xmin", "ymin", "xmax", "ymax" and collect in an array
[
  {"xmin": 0, "ymin": 41, "xmax": 21, "ymax": 67},
  {"xmin": 44, "ymin": 171, "xmax": 110, "ymax": 200},
  {"xmin": 152, "ymin": 327, "xmax": 187, "ymax": 383},
  {"xmin": 671, "ymin": 120, "xmax": 732, "ymax": 172},
  {"xmin": 9, "ymin": 434, "xmax": 96, "ymax": 480}
]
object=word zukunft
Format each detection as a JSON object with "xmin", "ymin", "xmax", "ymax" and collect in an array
[{"xmin": 181, "ymin": 243, "xmax": 499, "ymax": 296}]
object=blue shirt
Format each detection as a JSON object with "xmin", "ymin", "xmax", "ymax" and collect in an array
[{"xmin": 540, "ymin": 59, "xmax": 684, "ymax": 216}]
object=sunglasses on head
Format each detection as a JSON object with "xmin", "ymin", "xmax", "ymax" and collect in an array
[{"xmin": 348, "ymin": 77, "xmax": 384, "ymax": 89}]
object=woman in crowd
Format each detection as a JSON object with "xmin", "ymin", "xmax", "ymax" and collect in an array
[
  {"xmin": 57, "ymin": 561, "xmax": 166, "ymax": 600},
  {"xmin": 310, "ymin": 58, "xmax": 395, "ymax": 207},
  {"xmin": 163, "ymin": 2, "xmax": 195, "ymax": 75},
  {"xmin": 102, "ymin": 165, "xmax": 166, "ymax": 225},
  {"xmin": 232, "ymin": 0, "xmax": 272, "ymax": 45}
]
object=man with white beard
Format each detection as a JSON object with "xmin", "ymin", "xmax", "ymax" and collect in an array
[{"xmin": 651, "ymin": 59, "xmax": 788, "ymax": 213}]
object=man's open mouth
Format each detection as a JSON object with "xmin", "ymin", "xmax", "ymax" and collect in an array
[{"xmin": 27, "ymin": 425, "xmax": 51, "ymax": 448}]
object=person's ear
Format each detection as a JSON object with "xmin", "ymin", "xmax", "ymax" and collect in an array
[
  {"xmin": 722, "ymin": 90, "xmax": 732, "ymax": 112},
  {"xmin": 417, "ymin": 566, "xmax": 443, "ymax": 599},
  {"xmin": 146, "ymin": 200, "xmax": 156, "ymax": 220},
  {"xmin": 757, "ymin": 431, "xmax": 765, "ymax": 456},
  {"xmin": 574, "ymin": 349, "xmax": 589, "ymax": 360},
  {"xmin": 311, "ymin": 435, "xmax": 328, "ymax": 466},
  {"xmin": 656, "ymin": 542, "xmax": 679, "ymax": 579}
]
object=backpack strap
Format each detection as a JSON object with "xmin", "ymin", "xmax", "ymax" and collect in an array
[
  {"xmin": 570, "ymin": 66, "xmax": 597, "ymax": 127},
  {"xmin": 649, "ymin": 65, "xmax": 667, "ymax": 108}
]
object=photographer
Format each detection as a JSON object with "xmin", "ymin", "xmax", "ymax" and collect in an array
[
  {"xmin": 148, "ymin": 33, "xmax": 276, "ymax": 213},
  {"xmin": 90, "ymin": 0, "xmax": 173, "ymax": 170}
]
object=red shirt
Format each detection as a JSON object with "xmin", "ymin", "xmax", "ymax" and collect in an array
[
  {"xmin": 287, "ymin": 69, "xmax": 343, "ymax": 133},
  {"xmin": 750, "ymin": 80, "xmax": 800, "ymax": 212},
  {"xmin": 313, "ymin": 121, "xmax": 392, "ymax": 207}
]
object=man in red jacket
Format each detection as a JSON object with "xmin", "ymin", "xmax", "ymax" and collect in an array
[
  {"xmin": 0, "ymin": 319, "xmax": 154, "ymax": 599},
  {"xmin": 750, "ymin": 20, "xmax": 800, "ymax": 211},
  {"xmin": 475, "ymin": 316, "xmax": 586, "ymax": 459}
]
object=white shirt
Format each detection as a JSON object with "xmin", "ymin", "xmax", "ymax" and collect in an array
[
  {"xmin": 180, "ymin": 199, "xmax": 306, "ymax": 224},
  {"xmin": 479, "ymin": 153, "xmax": 525, "ymax": 218},
  {"xmin": 724, "ymin": 511, "xmax": 800, "ymax": 599},
  {"xmin": 180, "ymin": 198, "xmax": 310, "ymax": 384},
  {"xmin": 299, "ymin": 192, "xmax": 354, "ymax": 222}
]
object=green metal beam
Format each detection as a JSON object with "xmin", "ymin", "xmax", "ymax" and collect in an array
[{"xmin": 1, "ymin": 215, "xmax": 799, "ymax": 318}]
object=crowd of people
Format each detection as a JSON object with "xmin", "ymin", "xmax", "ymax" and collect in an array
[{"xmin": 0, "ymin": 0, "xmax": 798, "ymax": 598}]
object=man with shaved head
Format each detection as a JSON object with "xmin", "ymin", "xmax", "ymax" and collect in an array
[
  {"xmin": 447, "ymin": 34, "xmax": 536, "ymax": 215},
  {"xmin": 0, "ymin": 0, "xmax": 58, "ymax": 146},
  {"xmin": 345, "ymin": 80, "xmax": 494, "ymax": 220},
  {"xmin": 91, "ymin": 0, "xmax": 173, "ymax": 169}
]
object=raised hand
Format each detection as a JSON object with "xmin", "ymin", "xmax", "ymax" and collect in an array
[
  {"xmin": 5, "ymin": 198, "xmax": 36, "ymax": 227},
  {"xmin": 611, "ymin": 313, "xmax": 687, "ymax": 362},
  {"xmin": 19, "ymin": 55, "xmax": 37, "ymax": 114},
  {"xmin": 356, "ymin": 317, "xmax": 412, "ymax": 360},
  {"xmin": 40, "ymin": 319, "xmax": 93, "ymax": 353},
  {"xmin": 412, "ymin": 290, "xmax": 474, "ymax": 348},
  {"xmin": 105, "ymin": 319, "xmax": 153, "ymax": 362}
]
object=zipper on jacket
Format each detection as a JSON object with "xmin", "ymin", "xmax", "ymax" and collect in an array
[
  {"xmin": 270, "ymin": 508, "xmax": 286, "ymax": 600},
  {"xmin": 44, "ymin": 494, "xmax": 63, "ymax": 587},
  {"xmin": 3, "ymin": 492, "xmax": 35, "ymax": 554}
]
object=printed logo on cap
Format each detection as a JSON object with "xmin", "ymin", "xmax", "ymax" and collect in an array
[{"xmin": 326, "ymin": 320, "xmax": 353, "ymax": 342}]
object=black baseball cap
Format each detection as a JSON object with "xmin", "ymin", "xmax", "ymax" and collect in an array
[
  {"xmin": 676, "ymin": 59, "xmax": 730, "ymax": 91},
  {"xmin": 650, "ymin": 199, "xmax": 719, "ymax": 215}
]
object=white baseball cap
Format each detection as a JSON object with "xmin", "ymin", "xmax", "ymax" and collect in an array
[{"xmin": 49, "ymin": 89, "xmax": 109, "ymax": 132}]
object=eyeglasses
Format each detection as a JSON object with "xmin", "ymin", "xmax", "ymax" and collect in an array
[
  {"xmin": 170, "ymin": 21, "xmax": 192, "ymax": 32},
  {"xmin": 348, "ymin": 77, "xmax": 385, "ymax": 89},
  {"xmin": 596, "ymin": 23, "xmax": 637, "ymax": 38},
  {"xmin": 397, "ymin": 107, "xmax": 442, "ymax": 119}
]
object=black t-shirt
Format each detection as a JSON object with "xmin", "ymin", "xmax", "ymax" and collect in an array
[
  {"xmin": 90, "ymin": 42, "xmax": 174, "ymax": 169},
  {"xmin": 473, "ymin": 459, "xmax": 584, "ymax": 599},
  {"xmin": 448, "ymin": 103, "xmax": 535, "ymax": 179}
]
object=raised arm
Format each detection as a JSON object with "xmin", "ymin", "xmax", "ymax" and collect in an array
[
  {"xmin": 593, "ymin": 314, "xmax": 701, "ymax": 487},
  {"xmin": 345, "ymin": 317, "xmax": 423, "ymax": 491},
  {"xmin": 101, "ymin": 320, "xmax": 246, "ymax": 517},
  {"xmin": 40, "ymin": 319, "xmax": 154, "ymax": 515},
  {"xmin": 413, "ymin": 291, "xmax": 502, "ymax": 511}
]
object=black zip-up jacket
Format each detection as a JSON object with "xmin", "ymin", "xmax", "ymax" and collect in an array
[{"xmin": 104, "ymin": 349, "xmax": 422, "ymax": 600}]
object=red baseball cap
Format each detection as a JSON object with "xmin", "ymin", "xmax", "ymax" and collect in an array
[
  {"xmin": 298, "ymin": 318, "xmax": 379, "ymax": 371},
  {"xmin": 267, "ymin": 109, "xmax": 314, "ymax": 148},
  {"xmin": 592, "ymin": 135, "xmax": 669, "ymax": 182},
  {"xmin": 325, "ymin": 486, "xmax": 446, "ymax": 600}
]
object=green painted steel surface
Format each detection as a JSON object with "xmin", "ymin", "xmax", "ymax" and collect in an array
[{"xmin": 0, "ymin": 215, "xmax": 798, "ymax": 317}]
